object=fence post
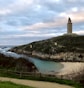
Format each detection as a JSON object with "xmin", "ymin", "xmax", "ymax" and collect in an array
[
  {"xmin": 61, "ymin": 75, "xmax": 63, "ymax": 79},
  {"xmin": 40, "ymin": 73, "xmax": 42, "ymax": 78},
  {"xmin": 20, "ymin": 71, "xmax": 22, "ymax": 78}
]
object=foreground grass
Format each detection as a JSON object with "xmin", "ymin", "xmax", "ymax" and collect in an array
[
  {"xmin": 0, "ymin": 81, "xmax": 34, "ymax": 88},
  {"xmin": 0, "ymin": 70, "xmax": 83, "ymax": 88}
]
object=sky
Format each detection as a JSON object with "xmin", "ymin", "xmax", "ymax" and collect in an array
[{"xmin": 0, "ymin": 0, "xmax": 84, "ymax": 45}]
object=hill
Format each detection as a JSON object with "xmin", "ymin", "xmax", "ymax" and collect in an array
[{"xmin": 11, "ymin": 35, "xmax": 84, "ymax": 62}]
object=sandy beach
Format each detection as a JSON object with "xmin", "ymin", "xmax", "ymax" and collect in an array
[{"xmin": 58, "ymin": 62, "xmax": 84, "ymax": 75}]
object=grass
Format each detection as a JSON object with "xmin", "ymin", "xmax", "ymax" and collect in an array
[
  {"xmin": 0, "ymin": 70, "xmax": 83, "ymax": 88},
  {"xmin": 12, "ymin": 35, "xmax": 84, "ymax": 54},
  {"xmin": 0, "ymin": 81, "xmax": 34, "ymax": 88}
]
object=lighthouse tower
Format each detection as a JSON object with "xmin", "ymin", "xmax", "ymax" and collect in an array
[{"xmin": 67, "ymin": 18, "xmax": 72, "ymax": 34}]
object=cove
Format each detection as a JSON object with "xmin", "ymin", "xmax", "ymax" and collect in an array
[
  {"xmin": 29, "ymin": 57, "xmax": 63, "ymax": 74},
  {"xmin": 0, "ymin": 47, "xmax": 64, "ymax": 74}
]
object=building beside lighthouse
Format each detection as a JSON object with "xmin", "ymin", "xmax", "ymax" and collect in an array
[{"xmin": 67, "ymin": 17, "xmax": 72, "ymax": 34}]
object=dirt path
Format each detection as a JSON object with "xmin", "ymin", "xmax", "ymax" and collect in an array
[{"xmin": 0, "ymin": 77, "xmax": 74, "ymax": 88}]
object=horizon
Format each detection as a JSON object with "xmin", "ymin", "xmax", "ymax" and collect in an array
[
  {"xmin": 0, "ymin": 34, "xmax": 83, "ymax": 46},
  {"xmin": 0, "ymin": 0, "xmax": 84, "ymax": 45}
]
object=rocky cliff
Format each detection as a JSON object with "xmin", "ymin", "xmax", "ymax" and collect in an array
[{"xmin": 10, "ymin": 35, "xmax": 84, "ymax": 62}]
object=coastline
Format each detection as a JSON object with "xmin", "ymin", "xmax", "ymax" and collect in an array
[
  {"xmin": 58, "ymin": 62, "xmax": 84, "ymax": 75},
  {"xmin": 9, "ymin": 50, "xmax": 84, "ymax": 62},
  {"xmin": 8, "ymin": 49, "xmax": 84, "ymax": 76}
]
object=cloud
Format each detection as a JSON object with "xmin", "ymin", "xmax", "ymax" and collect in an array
[
  {"xmin": 0, "ymin": 0, "xmax": 84, "ymax": 45},
  {"xmin": 9, "ymin": 0, "xmax": 34, "ymax": 11},
  {"xmin": 0, "ymin": 30, "xmax": 61, "ymax": 39},
  {"xmin": 0, "ymin": 0, "xmax": 35, "ymax": 16},
  {"xmin": 19, "ymin": 10, "xmax": 84, "ymax": 30},
  {"xmin": 0, "ymin": 9, "xmax": 11, "ymax": 15},
  {"xmin": 60, "ymin": 11, "xmax": 84, "ymax": 23},
  {"xmin": 20, "ymin": 17, "xmax": 67, "ymax": 30},
  {"xmin": 75, "ymin": 30, "xmax": 84, "ymax": 35},
  {"xmin": 69, "ymin": 12, "xmax": 84, "ymax": 23},
  {"xmin": 67, "ymin": 0, "xmax": 84, "ymax": 3},
  {"xmin": 10, "ymin": 33, "xmax": 58, "ymax": 38}
]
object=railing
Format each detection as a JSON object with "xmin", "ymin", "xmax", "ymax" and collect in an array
[{"xmin": 0, "ymin": 69, "xmax": 83, "ymax": 81}]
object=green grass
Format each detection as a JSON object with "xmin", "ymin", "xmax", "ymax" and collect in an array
[
  {"xmin": 0, "ymin": 81, "xmax": 34, "ymax": 88},
  {"xmin": 12, "ymin": 35, "xmax": 84, "ymax": 54},
  {"xmin": 0, "ymin": 70, "xmax": 83, "ymax": 88}
]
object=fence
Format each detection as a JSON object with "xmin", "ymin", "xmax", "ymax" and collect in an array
[{"xmin": 0, "ymin": 69, "xmax": 83, "ymax": 81}]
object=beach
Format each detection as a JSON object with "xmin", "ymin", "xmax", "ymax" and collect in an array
[{"xmin": 58, "ymin": 62, "xmax": 84, "ymax": 75}]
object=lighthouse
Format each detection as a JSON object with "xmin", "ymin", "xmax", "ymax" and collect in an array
[{"xmin": 67, "ymin": 17, "xmax": 72, "ymax": 34}]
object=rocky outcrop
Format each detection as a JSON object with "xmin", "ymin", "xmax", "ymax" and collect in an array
[
  {"xmin": 11, "ymin": 49, "xmax": 84, "ymax": 62},
  {"xmin": 10, "ymin": 35, "xmax": 84, "ymax": 62}
]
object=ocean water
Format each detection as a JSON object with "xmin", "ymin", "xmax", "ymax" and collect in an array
[
  {"xmin": 29, "ymin": 57, "xmax": 63, "ymax": 74},
  {"xmin": 0, "ymin": 46, "xmax": 63, "ymax": 74}
]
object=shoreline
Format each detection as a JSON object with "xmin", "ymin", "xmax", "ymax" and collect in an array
[
  {"xmin": 10, "ymin": 50, "xmax": 84, "ymax": 62},
  {"xmin": 58, "ymin": 62, "xmax": 84, "ymax": 75},
  {"xmin": 5, "ymin": 50, "xmax": 84, "ymax": 76}
]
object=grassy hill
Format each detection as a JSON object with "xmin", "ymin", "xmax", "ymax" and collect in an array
[
  {"xmin": 10, "ymin": 35, "xmax": 84, "ymax": 62},
  {"xmin": 12, "ymin": 35, "xmax": 84, "ymax": 54}
]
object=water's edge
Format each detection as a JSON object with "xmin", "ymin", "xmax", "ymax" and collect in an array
[{"xmin": 0, "ymin": 47, "xmax": 64, "ymax": 74}]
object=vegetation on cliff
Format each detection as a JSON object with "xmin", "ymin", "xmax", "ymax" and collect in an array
[
  {"xmin": 11, "ymin": 35, "xmax": 84, "ymax": 54},
  {"xmin": 10, "ymin": 35, "xmax": 84, "ymax": 61}
]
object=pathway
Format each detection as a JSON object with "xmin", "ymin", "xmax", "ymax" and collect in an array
[{"xmin": 0, "ymin": 77, "xmax": 74, "ymax": 88}]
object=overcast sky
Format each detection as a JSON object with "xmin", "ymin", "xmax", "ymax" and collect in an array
[{"xmin": 0, "ymin": 0, "xmax": 84, "ymax": 45}]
